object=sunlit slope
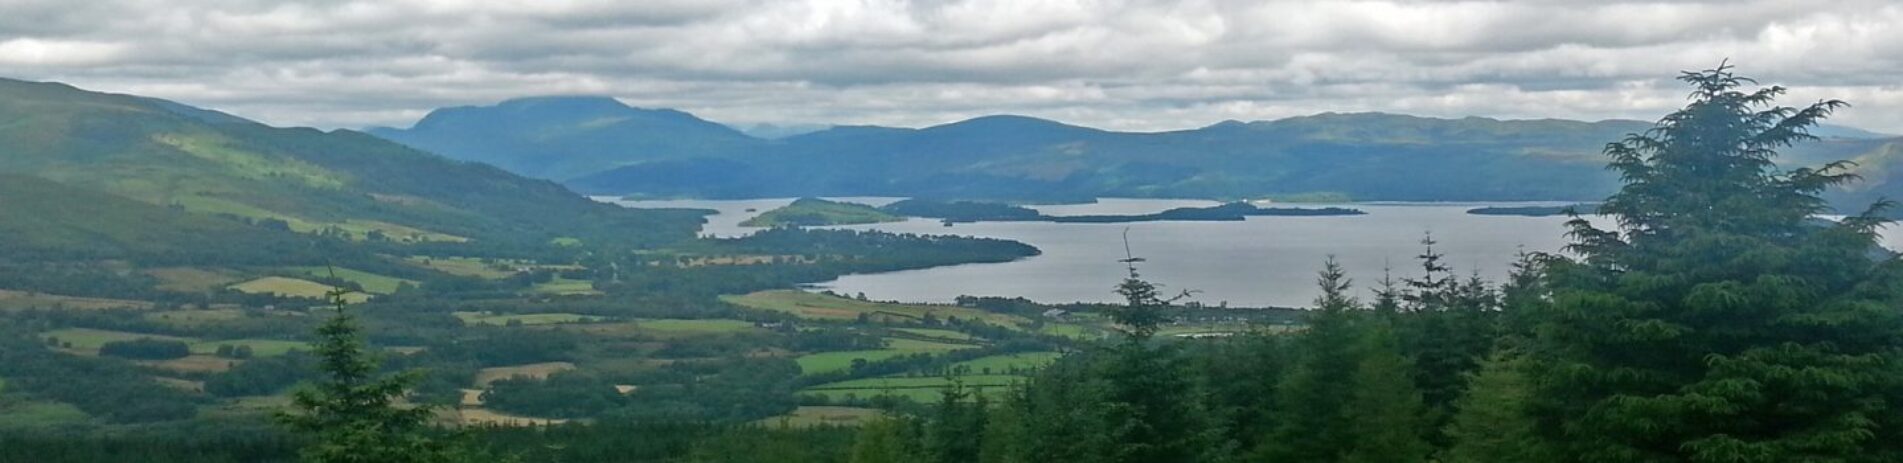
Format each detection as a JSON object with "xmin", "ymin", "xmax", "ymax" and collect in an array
[{"xmin": 0, "ymin": 78, "xmax": 703, "ymax": 248}]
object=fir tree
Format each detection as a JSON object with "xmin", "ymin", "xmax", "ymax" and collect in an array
[
  {"xmin": 1440, "ymin": 350, "xmax": 1548, "ymax": 463},
  {"xmin": 1342, "ymin": 321, "xmax": 1433, "ymax": 463},
  {"xmin": 278, "ymin": 288, "xmax": 451, "ymax": 463},
  {"xmin": 1259, "ymin": 258, "xmax": 1365, "ymax": 463},
  {"xmin": 1530, "ymin": 63, "xmax": 1903, "ymax": 462}
]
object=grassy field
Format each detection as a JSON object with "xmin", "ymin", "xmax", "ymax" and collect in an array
[
  {"xmin": 143, "ymin": 309, "xmax": 249, "ymax": 326},
  {"xmin": 950, "ymin": 352, "xmax": 1063, "ymax": 374},
  {"xmin": 40, "ymin": 328, "xmax": 304, "ymax": 357},
  {"xmin": 533, "ymin": 277, "xmax": 602, "ymax": 296},
  {"xmin": 475, "ymin": 362, "xmax": 577, "ymax": 386},
  {"xmin": 893, "ymin": 328, "xmax": 977, "ymax": 341},
  {"xmin": 0, "ymin": 290, "xmax": 152, "ymax": 311},
  {"xmin": 794, "ymin": 338, "xmax": 979, "ymax": 375},
  {"xmin": 0, "ymin": 400, "xmax": 90, "ymax": 429},
  {"xmin": 757, "ymin": 406, "xmax": 884, "ymax": 428},
  {"xmin": 454, "ymin": 311, "xmax": 601, "ymax": 326},
  {"xmin": 722, "ymin": 290, "xmax": 1028, "ymax": 327},
  {"xmin": 405, "ymin": 256, "xmax": 518, "ymax": 279},
  {"xmin": 738, "ymin": 198, "xmax": 903, "ymax": 227},
  {"xmin": 290, "ymin": 267, "xmax": 417, "ymax": 294},
  {"xmin": 145, "ymin": 267, "xmax": 244, "ymax": 293},
  {"xmin": 633, "ymin": 318, "xmax": 758, "ymax": 333},
  {"xmin": 229, "ymin": 277, "xmax": 371, "ymax": 303}
]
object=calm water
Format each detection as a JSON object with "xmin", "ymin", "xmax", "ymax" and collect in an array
[{"xmin": 605, "ymin": 197, "xmax": 1903, "ymax": 308}]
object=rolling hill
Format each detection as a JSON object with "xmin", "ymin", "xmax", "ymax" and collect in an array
[
  {"xmin": 0, "ymin": 79, "xmax": 706, "ymax": 251},
  {"xmin": 368, "ymin": 98, "xmax": 1898, "ymax": 206}
]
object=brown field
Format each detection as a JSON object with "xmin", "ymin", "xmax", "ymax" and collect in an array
[
  {"xmin": 459, "ymin": 388, "xmax": 486, "ymax": 407},
  {"xmin": 475, "ymin": 361, "xmax": 576, "ymax": 386},
  {"xmin": 145, "ymin": 267, "xmax": 245, "ymax": 293},
  {"xmin": 0, "ymin": 290, "xmax": 152, "ymax": 311},
  {"xmin": 153, "ymin": 377, "xmax": 206, "ymax": 393}
]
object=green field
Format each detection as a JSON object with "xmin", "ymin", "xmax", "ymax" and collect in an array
[
  {"xmin": 794, "ymin": 338, "xmax": 979, "ymax": 375},
  {"xmin": 145, "ymin": 267, "xmax": 245, "ymax": 293},
  {"xmin": 633, "ymin": 318, "xmax": 757, "ymax": 333},
  {"xmin": 0, "ymin": 290, "xmax": 152, "ymax": 311},
  {"xmin": 454, "ymin": 311, "xmax": 601, "ymax": 326},
  {"xmin": 894, "ymin": 328, "xmax": 977, "ymax": 341},
  {"xmin": 228, "ymin": 277, "xmax": 371, "ymax": 303},
  {"xmin": 40, "ymin": 328, "xmax": 303, "ymax": 357},
  {"xmin": 0, "ymin": 400, "xmax": 90, "ymax": 429},
  {"xmin": 143, "ymin": 309, "xmax": 248, "ymax": 326},
  {"xmin": 405, "ymin": 256, "xmax": 518, "ymax": 279},
  {"xmin": 723, "ymin": 290, "xmax": 1028, "ymax": 327},
  {"xmin": 290, "ymin": 267, "xmax": 417, "ymax": 294},
  {"xmin": 950, "ymin": 352, "xmax": 1063, "ymax": 374}
]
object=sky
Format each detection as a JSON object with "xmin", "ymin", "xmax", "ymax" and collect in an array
[{"xmin": 2, "ymin": 0, "xmax": 1899, "ymax": 134}]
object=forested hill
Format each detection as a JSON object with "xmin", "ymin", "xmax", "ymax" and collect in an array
[
  {"xmin": 0, "ymin": 79, "xmax": 705, "ymax": 250},
  {"xmin": 365, "ymin": 99, "xmax": 1899, "ymax": 205}
]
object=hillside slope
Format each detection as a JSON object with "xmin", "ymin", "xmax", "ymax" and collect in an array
[{"xmin": 0, "ymin": 79, "xmax": 704, "ymax": 249}]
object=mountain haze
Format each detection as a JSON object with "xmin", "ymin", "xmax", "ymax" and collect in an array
[{"xmin": 368, "ymin": 96, "xmax": 763, "ymax": 180}]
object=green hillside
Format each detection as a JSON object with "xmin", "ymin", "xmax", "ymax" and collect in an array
[
  {"xmin": 739, "ymin": 198, "xmax": 904, "ymax": 227},
  {"xmin": 0, "ymin": 174, "xmax": 331, "ymax": 263},
  {"xmin": 0, "ymin": 79, "xmax": 704, "ymax": 250}
]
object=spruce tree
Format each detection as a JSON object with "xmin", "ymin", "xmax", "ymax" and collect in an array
[
  {"xmin": 1259, "ymin": 258, "xmax": 1364, "ymax": 462},
  {"xmin": 279, "ymin": 289, "xmax": 451, "ymax": 463},
  {"xmin": 851, "ymin": 417, "xmax": 920, "ymax": 463},
  {"xmin": 1529, "ymin": 64, "xmax": 1903, "ymax": 462},
  {"xmin": 1440, "ymin": 350, "xmax": 1548, "ymax": 463},
  {"xmin": 1341, "ymin": 321, "xmax": 1433, "ymax": 463}
]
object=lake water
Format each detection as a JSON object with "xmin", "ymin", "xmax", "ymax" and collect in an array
[{"xmin": 604, "ymin": 197, "xmax": 1903, "ymax": 308}]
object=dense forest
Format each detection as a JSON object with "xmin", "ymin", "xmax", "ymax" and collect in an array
[{"xmin": 4, "ymin": 66, "xmax": 1899, "ymax": 463}]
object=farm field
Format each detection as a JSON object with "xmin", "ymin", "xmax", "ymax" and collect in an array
[
  {"xmin": 290, "ymin": 267, "xmax": 417, "ymax": 294},
  {"xmin": 39, "ymin": 328, "xmax": 304, "ymax": 357},
  {"xmin": 0, "ymin": 290, "xmax": 152, "ymax": 311},
  {"xmin": 757, "ymin": 406, "xmax": 883, "ymax": 428},
  {"xmin": 893, "ymin": 328, "xmax": 976, "ymax": 341},
  {"xmin": 722, "ymin": 290, "xmax": 1028, "ymax": 327},
  {"xmin": 454, "ymin": 311, "xmax": 601, "ymax": 326},
  {"xmin": 144, "ymin": 267, "xmax": 245, "ymax": 293},
  {"xmin": 632, "ymin": 318, "xmax": 758, "ymax": 334},
  {"xmin": 793, "ymin": 337, "xmax": 979, "ymax": 375},
  {"xmin": 404, "ymin": 256, "xmax": 518, "ymax": 279},
  {"xmin": 0, "ymin": 400, "xmax": 90, "ymax": 429},
  {"xmin": 228, "ymin": 277, "xmax": 371, "ymax": 303},
  {"xmin": 533, "ymin": 277, "xmax": 602, "ymax": 296},
  {"xmin": 950, "ymin": 352, "xmax": 1063, "ymax": 374}
]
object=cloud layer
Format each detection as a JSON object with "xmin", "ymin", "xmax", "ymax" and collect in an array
[{"xmin": 4, "ymin": 0, "xmax": 1899, "ymax": 133}]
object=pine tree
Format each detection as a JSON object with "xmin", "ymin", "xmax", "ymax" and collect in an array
[
  {"xmin": 1342, "ymin": 321, "xmax": 1433, "ymax": 463},
  {"xmin": 278, "ymin": 289, "xmax": 451, "ymax": 463},
  {"xmin": 1259, "ymin": 258, "xmax": 1365, "ymax": 462},
  {"xmin": 1440, "ymin": 350, "xmax": 1548, "ymax": 463},
  {"xmin": 1529, "ymin": 63, "xmax": 1903, "ymax": 462}
]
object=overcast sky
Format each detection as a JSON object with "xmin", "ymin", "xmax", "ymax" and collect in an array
[{"xmin": 2, "ymin": 0, "xmax": 1899, "ymax": 133}]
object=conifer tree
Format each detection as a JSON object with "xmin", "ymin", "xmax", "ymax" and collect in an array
[
  {"xmin": 1259, "ymin": 258, "xmax": 1364, "ymax": 462},
  {"xmin": 1342, "ymin": 320, "xmax": 1433, "ymax": 463},
  {"xmin": 279, "ymin": 289, "xmax": 451, "ymax": 463},
  {"xmin": 1530, "ymin": 64, "xmax": 1903, "ymax": 462},
  {"xmin": 1440, "ymin": 350, "xmax": 1548, "ymax": 463},
  {"xmin": 850, "ymin": 417, "xmax": 920, "ymax": 463}
]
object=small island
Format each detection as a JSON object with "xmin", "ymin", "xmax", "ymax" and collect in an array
[
  {"xmin": 880, "ymin": 199, "xmax": 1364, "ymax": 223},
  {"xmin": 741, "ymin": 198, "xmax": 905, "ymax": 227},
  {"xmin": 1466, "ymin": 204, "xmax": 1600, "ymax": 217}
]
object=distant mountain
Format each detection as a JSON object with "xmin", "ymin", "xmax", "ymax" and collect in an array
[
  {"xmin": 371, "ymin": 99, "xmax": 1901, "ymax": 209},
  {"xmin": 0, "ymin": 79, "xmax": 704, "ymax": 252},
  {"xmin": 367, "ymin": 96, "xmax": 764, "ymax": 180},
  {"xmin": 728, "ymin": 122, "xmax": 833, "ymax": 140}
]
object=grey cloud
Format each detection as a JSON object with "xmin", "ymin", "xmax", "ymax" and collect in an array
[{"xmin": 1, "ymin": 0, "xmax": 1899, "ymax": 134}]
